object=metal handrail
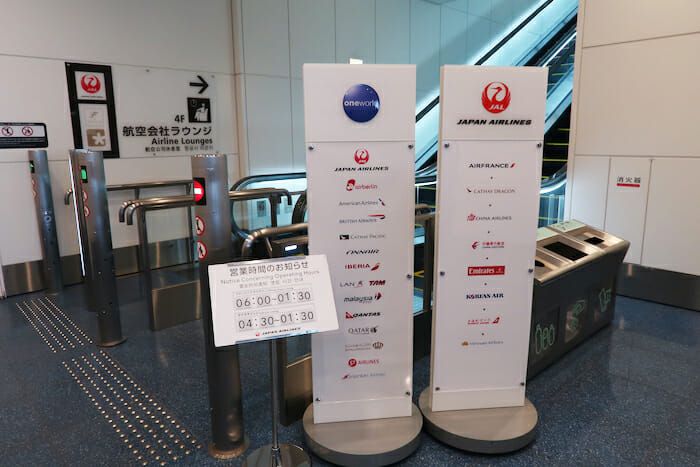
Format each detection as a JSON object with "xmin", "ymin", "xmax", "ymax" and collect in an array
[
  {"xmin": 64, "ymin": 179, "xmax": 192, "ymax": 205},
  {"xmin": 241, "ymin": 223, "xmax": 308, "ymax": 260}
]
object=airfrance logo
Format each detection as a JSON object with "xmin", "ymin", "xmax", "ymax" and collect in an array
[
  {"xmin": 343, "ymin": 84, "xmax": 380, "ymax": 123},
  {"xmin": 482, "ymin": 82, "xmax": 510, "ymax": 113},
  {"xmin": 469, "ymin": 163, "xmax": 515, "ymax": 168}
]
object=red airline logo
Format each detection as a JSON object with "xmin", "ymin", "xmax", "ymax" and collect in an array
[
  {"xmin": 354, "ymin": 148, "xmax": 369, "ymax": 165},
  {"xmin": 482, "ymin": 82, "xmax": 510, "ymax": 114},
  {"xmin": 468, "ymin": 266, "xmax": 506, "ymax": 276},
  {"xmin": 80, "ymin": 74, "xmax": 101, "ymax": 94}
]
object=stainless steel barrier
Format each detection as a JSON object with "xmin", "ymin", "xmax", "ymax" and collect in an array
[
  {"xmin": 118, "ymin": 188, "xmax": 292, "ymax": 331},
  {"xmin": 28, "ymin": 150, "xmax": 63, "ymax": 294},
  {"xmin": 68, "ymin": 149, "xmax": 126, "ymax": 347},
  {"xmin": 528, "ymin": 221, "xmax": 629, "ymax": 377},
  {"xmin": 64, "ymin": 179, "xmax": 193, "ymax": 205}
]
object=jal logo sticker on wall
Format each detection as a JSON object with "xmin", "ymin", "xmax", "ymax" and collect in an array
[
  {"xmin": 343, "ymin": 84, "xmax": 380, "ymax": 123},
  {"xmin": 482, "ymin": 82, "xmax": 510, "ymax": 114},
  {"xmin": 75, "ymin": 71, "xmax": 107, "ymax": 100}
]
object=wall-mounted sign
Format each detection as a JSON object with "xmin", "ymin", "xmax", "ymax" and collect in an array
[
  {"xmin": 0, "ymin": 122, "xmax": 48, "ymax": 149},
  {"xmin": 65, "ymin": 62, "xmax": 119, "ymax": 157},
  {"xmin": 305, "ymin": 64, "xmax": 416, "ymax": 424},
  {"xmin": 430, "ymin": 66, "xmax": 547, "ymax": 412}
]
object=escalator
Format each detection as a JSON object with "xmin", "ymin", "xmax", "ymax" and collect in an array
[{"xmin": 231, "ymin": 0, "xmax": 578, "ymax": 237}]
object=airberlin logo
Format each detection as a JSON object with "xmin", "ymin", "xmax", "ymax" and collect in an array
[
  {"xmin": 345, "ymin": 263, "xmax": 381, "ymax": 271},
  {"xmin": 343, "ymin": 84, "xmax": 380, "ymax": 123},
  {"xmin": 348, "ymin": 358, "xmax": 379, "ymax": 367},
  {"xmin": 482, "ymin": 81, "xmax": 510, "ymax": 113},
  {"xmin": 468, "ymin": 266, "xmax": 506, "ymax": 276},
  {"xmin": 346, "ymin": 179, "xmax": 378, "ymax": 191}
]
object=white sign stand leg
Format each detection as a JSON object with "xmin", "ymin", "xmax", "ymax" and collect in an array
[{"xmin": 302, "ymin": 404, "xmax": 423, "ymax": 466}]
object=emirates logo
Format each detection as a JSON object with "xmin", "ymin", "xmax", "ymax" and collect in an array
[{"xmin": 481, "ymin": 82, "xmax": 510, "ymax": 114}]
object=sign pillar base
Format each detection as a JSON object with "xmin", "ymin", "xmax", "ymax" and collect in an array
[
  {"xmin": 302, "ymin": 403, "xmax": 422, "ymax": 466},
  {"xmin": 243, "ymin": 443, "xmax": 309, "ymax": 467},
  {"xmin": 418, "ymin": 388, "xmax": 538, "ymax": 454}
]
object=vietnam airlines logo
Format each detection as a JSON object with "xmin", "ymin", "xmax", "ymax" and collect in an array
[{"xmin": 482, "ymin": 82, "xmax": 511, "ymax": 114}]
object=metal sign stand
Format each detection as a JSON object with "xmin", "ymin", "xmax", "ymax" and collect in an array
[
  {"xmin": 68, "ymin": 149, "xmax": 125, "ymax": 347},
  {"xmin": 191, "ymin": 154, "xmax": 248, "ymax": 458},
  {"xmin": 28, "ymin": 150, "xmax": 63, "ymax": 294},
  {"xmin": 244, "ymin": 338, "xmax": 310, "ymax": 467}
]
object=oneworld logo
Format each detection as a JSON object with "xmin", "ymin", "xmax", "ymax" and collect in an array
[
  {"xmin": 482, "ymin": 82, "xmax": 510, "ymax": 114},
  {"xmin": 343, "ymin": 84, "xmax": 380, "ymax": 122}
]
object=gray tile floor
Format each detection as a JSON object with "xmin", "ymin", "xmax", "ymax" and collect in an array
[{"xmin": 0, "ymin": 274, "xmax": 697, "ymax": 466}]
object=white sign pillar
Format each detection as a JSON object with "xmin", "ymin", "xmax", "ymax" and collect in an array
[
  {"xmin": 421, "ymin": 65, "xmax": 546, "ymax": 453},
  {"xmin": 302, "ymin": 64, "xmax": 422, "ymax": 466}
]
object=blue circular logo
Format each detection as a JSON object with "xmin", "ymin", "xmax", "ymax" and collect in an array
[{"xmin": 343, "ymin": 84, "xmax": 380, "ymax": 123}]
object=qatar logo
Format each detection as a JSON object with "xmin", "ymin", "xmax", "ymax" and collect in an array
[
  {"xmin": 343, "ymin": 84, "xmax": 380, "ymax": 122},
  {"xmin": 80, "ymin": 74, "xmax": 101, "ymax": 94},
  {"xmin": 354, "ymin": 148, "xmax": 370, "ymax": 165},
  {"xmin": 481, "ymin": 82, "xmax": 510, "ymax": 114}
]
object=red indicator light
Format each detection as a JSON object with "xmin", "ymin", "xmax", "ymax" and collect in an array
[{"xmin": 193, "ymin": 180, "xmax": 204, "ymax": 203}]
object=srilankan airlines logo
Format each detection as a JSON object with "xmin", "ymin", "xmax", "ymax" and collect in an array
[
  {"xmin": 343, "ymin": 84, "xmax": 380, "ymax": 122},
  {"xmin": 482, "ymin": 82, "xmax": 510, "ymax": 113}
]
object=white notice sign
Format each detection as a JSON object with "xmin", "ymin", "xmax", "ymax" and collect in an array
[{"xmin": 209, "ymin": 255, "xmax": 339, "ymax": 346}]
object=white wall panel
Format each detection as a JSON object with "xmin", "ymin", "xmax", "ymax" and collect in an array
[
  {"xmin": 0, "ymin": 163, "xmax": 41, "ymax": 265},
  {"xmin": 604, "ymin": 157, "xmax": 651, "ymax": 264},
  {"xmin": 491, "ymin": 0, "xmax": 515, "ymax": 26},
  {"xmin": 290, "ymin": 0, "xmax": 335, "ymax": 79},
  {"xmin": 411, "ymin": 0, "xmax": 442, "ymax": 92},
  {"xmin": 641, "ymin": 158, "xmax": 700, "ymax": 275},
  {"xmin": 241, "ymin": 0, "xmax": 290, "ymax": 77},
  {"xmin": 0, "ymin": 0, "xmax": 233, "ymax": 74},
  {"xmin": 446, "ymin": 0, "xmax": 468, "ymax": 12},
  {"xmin": 376, "ymin": 0, "xmax": 411, "ymax": 64},
  {"xmin": 440, "ymin": 7, "xmax": 468, "ymax": 66},
  {"xmin": 569, "ymin": 156, "xmax": 609, "ymax": 229},
  {"xmin": 465, "ymin": 15, "xmax": 492, "ymax": 63},
  {"xmin": 468, "ymin": 0, "xmax": 492, "ymax": 19},
  {"xmin": 576, "ymin": 34, "xmax": 700, "ymax": 158},
  {"xmin": 336, "ymin": 0, "xmax": 376, "ymax": 64},
  {"xmin": 582, "ymin": 0, "xmax": 700, "ymax": 48},
  {"xmin": 290, "ymin": 79, "xmax": 306, "ymax": 171},
  {"xmin": 243, "ymin": 75, "xmax": 294, "ymax": 174}
]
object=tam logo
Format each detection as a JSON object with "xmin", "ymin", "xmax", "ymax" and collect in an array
[
  {"xmin": 482, "ymin": 82, "xmax": 510, "ymax": 114},
  {"xmin": 354, "ymin": 148, "xmax": 370, "ymax": 165},
  {"xmin": 80, "ymin": 74, "xmax": 101, "ymax": 94}
]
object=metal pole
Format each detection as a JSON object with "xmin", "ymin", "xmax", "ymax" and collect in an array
[
  {"xmin": 191, "ymin": 154, "xmax": 248, "ymax": 458},
  {"xmin": 270, "ymin": 340, "xmax": 282, "ymax": 466},
  {"xmin": 136, "ymin": 209, "xmax": 155, "ymax": 330},
  {"xmin": 70, "ymin": 149, "xmax": 126, "ymax": 346},
  {"xmin": 28, "ymin": 150, "xmax": 63, "ymax": 294},
  {"xmin": 68, "ymin": 150, "xmax": 96, "ymax": 309}
]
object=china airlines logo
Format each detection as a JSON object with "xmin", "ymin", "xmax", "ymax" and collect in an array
[
  {"xmin": 482, "ymin": 82, "xmax": 510, "ymax": 114},
  {"xmin": 354, "ymin": 148, "xmax": 369, "ymax": 165}
]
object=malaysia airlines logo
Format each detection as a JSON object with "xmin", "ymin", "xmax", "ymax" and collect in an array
[
  {"xmin": 354, "ymin": 148, "xmax": 369, "ymax": 165},
  {"xmin": 482, "ymin": 82, "xmax": 511, "ymax": 114}
]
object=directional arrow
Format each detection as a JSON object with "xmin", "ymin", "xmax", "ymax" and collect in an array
[{"xmin": 189, "ymin": 75, "xmax": 209, "ymax": 94}]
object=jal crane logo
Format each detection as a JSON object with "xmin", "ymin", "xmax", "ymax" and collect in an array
[
  {"xmin": 354, "ymin": 148, "xmax": 370, "ymax": 165},
  {"xmin": 481, "ymin": 82, "xmax": 510, "ymax": 114},
  {"xmin": 80, "ymin": 74, "xmax": 101, "ymax": 94}
]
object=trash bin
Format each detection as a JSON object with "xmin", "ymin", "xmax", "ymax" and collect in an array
[{"xmin": 528, "ymin": 221, "xmax": 630, "ymax": 378}]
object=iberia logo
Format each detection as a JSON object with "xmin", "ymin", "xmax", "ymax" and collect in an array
[
  {"xmin": 481, "ymin": 82, "xmax": 510, "ymax": 114},
  {"xmin": 80, "ymin": 74, "xmax": 101, "ymax": 94}
]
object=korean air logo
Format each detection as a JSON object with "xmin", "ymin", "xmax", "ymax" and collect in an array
[
  {"xmin": 343, "ymin": 84, "xmax": 380, "ymax": 123},
  {"xmin": 481, "ymin": 82, "xmax": 510, "ymax": 114},
  {"xmin": 354, "ymin": 148, "xmax": 370, "ymax": 165}
]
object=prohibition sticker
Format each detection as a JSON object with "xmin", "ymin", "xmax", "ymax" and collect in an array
[
  {"xmin": 195, "ymin": 216, "xmax": 206, "ymax": 236},
  {"xmin": 82, "ymin": 190, "xmax": 88, "ymax": 202},
  {"xmin": 84, "ymin": 206, "xmax": 91, "ymax": 218},
  {"xmin": 197, "ymin": 240, "xmax": 208, "ymax": 260}
]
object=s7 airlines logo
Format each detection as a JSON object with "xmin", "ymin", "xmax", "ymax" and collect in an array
[{"xmin": 482, "ymin": 82, "xmax": 510, "ymax": 113}]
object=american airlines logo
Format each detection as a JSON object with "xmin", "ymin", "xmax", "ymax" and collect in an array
[{"xmin": 338, "ymin": 198, "xmax": 385, "ymax": 207}]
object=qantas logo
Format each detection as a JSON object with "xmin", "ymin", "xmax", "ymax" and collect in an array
[{"xmin": 345, "ymin": 310, "xmax": 381, "ymax": 317}]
